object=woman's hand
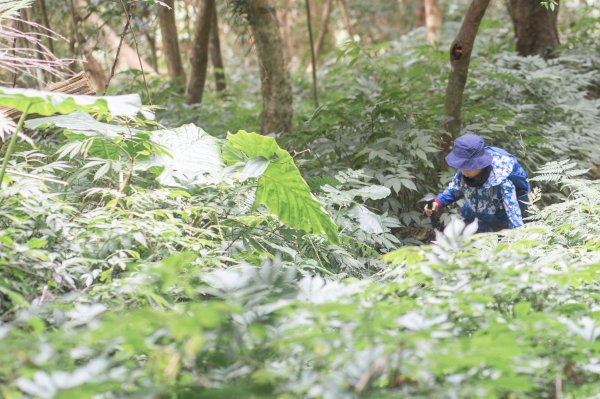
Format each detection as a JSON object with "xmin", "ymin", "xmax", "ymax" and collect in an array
[{"xmin": 423, "ymin": 201, "xmax": 439, "ymax": 217}]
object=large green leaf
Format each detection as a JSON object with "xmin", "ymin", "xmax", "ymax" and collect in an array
[
  {"xmin": 348, "ymin": 204, "xmax": 384, "ymax": 234},
  {"xmin": 223, "ymin": 130, "xmax": 339, "ymax": 244},
  {"xmin": 136, "ymin": 124, "xmax": 223, "ymax": 187},
  {"xmin": 0, "ymin": 86, "xmax": 152, "ymax": 118},
  {"xmin": 25, "ymin": 111, "xmax": 128, "ymax": 139}
]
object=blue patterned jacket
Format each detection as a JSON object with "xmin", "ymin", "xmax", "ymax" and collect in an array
[{"xmin": 436, "ymin": 147, "xmax": 530, "ymax": 229}]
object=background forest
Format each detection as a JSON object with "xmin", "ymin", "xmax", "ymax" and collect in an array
[{"xmin": 1, "ymin": 0, "xmax": 600, "ymax": 397}]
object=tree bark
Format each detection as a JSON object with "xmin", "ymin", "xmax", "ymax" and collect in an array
[
  {"xmin": 139, "ymin": 5, "xmax": 158, "ymax": 72},
  {"xmin": 37, "ymin": 0, "xmax": 54, "ymax": 55},
  {"xmin": 338, "ymin": 0, "xmax": 353, "ymax": 39},
  {"xmin": 186, "ymin": 0, "xmax": 214, "ymax": 104},
  {"xmin": 81, "ymin": 48, "xmax": 107, "ymax": 90},
  {"xmin": 20, "ymin": 8, "xmax": 46, "ymax": 87},
  {"xmin": 145, "ymin": 32, "xmax": 158, "ymax": 72},
  {"xmin": 305, "ymin": 0, "xmax": 319, "ymax": 108},
  {"xmin": 309, "ymin": 0, "xmax": 318, "ymax": 20},
  {"xmin": 248, "ymin": 0, "xmax": 293, "ymax": 134},
  {"xmin": 314, "ymin": 0, "xmax": 334, "ymax": 58},
  {"xmin": 442, "ymin": 0, "xmax": 490, "ymax": 164},
  {"xmin": 158, "ymin": 0, "xmax": 186, "ymax": 79},
  {"xmin": 424, "ymin": 0, "xmax": 442, "ymax": 44},
  {"xmin": 414, "ymin": 0, "xmax": 426, "ymax": 27},
  {"xmin": 70, "ymin": 0, "xmax": 107, "ymax": 90},
  {"xmin": 277, "ymin": 0, "xmax": 294, "ymax": 64},
  {"xmin": 507, "ymin": 0, "xmax": 560, "ymax": 57},
  {"xmin": 75, "ymin": 0, "xmax": 158, "ymax": 75},
  {"xmin": 209, "ymin": 5, "xmax": 226, "ymax": 93}
]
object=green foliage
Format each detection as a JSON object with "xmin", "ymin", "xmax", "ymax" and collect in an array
[
  {"xmin": 223, "ymin": 130, "xmax": 339, "ymax": 244},
  {"xmin": 3, "ymin": 175, "xmax": 600, "ymax": 397},
  {"xmin": 2, "ymin": 8, "xmax": 600, "ymax": 399},
  {"xmin": 0, "ymin": 86, "xmax": 151, "ymax": 118},
  {"xmin": 137, "ymin": 123, "xmax": 224, "ymax": 187},
  {"xmin": 287, "ymin": 40, "xmax": 445, "ymax": 228},
  {"xmin": 541, "ymin": 0, "xmax": 559, "ymax": 11}
]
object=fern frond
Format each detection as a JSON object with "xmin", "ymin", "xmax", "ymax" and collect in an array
[
  {"xmin": 0, "ymin": 0, "xmax": 71, "ymax": 82},
  {"xmin": 531, "ymin": 160, "xmax": 589, "ymax": 183}
]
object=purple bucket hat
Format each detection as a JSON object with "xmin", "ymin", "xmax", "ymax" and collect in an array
[{"xmin": 445, "ymin": 134, "xmax": 493, "ymax": 170}]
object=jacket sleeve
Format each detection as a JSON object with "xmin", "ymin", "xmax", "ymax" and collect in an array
[
  {"xmin": 501, "ymin": 179, "xmax": 524, "ymax": 228},
  {"xmin": 436, "ymin": 172, "xmax": 464, "ymax": 207}
]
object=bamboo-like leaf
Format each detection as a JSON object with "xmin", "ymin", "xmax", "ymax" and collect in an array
[
  {"xmin": 348, "ymin": 204, "xmax": 384, "ymax": 234},
  {"xmin": 26, "ymin": 111, "xmax": 128, "ymax": 139}
]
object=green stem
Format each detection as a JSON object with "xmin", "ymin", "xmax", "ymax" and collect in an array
[
  {"xmin": 5, "ymin": 169, "xmax": 67, "ymax": 186},
  {"xmin": 0, "ymin": 103, "xmax": 31, "ymax": 188}
]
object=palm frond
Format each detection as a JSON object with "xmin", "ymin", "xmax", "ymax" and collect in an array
[
  {"xmin": 0, "ymin": 0, "xmax": 72, "ymax": 83},
  {"xmin": 0, "ymin": 0, "xmax": 33, "ymax": 20}
]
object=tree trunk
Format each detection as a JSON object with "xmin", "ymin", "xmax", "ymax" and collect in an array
[
  {"xmin": 37, "ymin": 0, "xmax": 54, "ymax": 55},
  {"xmin": 414, "ymin": 0, "xmax": 426, "ymax": 27},
  {"xmin": 442, "ymin": 0, "xmax": 490, "ymax": 165},
  {"xmin": 76, "ymin": 0, "xmax": 158, "ymax": 75},
  {"xmin": 158, "ymin": 0, "xmax": 186, "ymax": 79},
  {"xmin": 140, "ymin": 5, "xmax": 158, "ymax": 72},
  {"xmin": 314, "ymin": 0, "xmax": 334, "ymax": 58},
  {"xmin": 248, "ymin": 0, "xmax": 293, "ymax": 134},
  {"xmin": 145, "ymin": 32, "xmax": 158, "ymax": 72},
  {"xmin": 305, "ymin": 0, "xmax": 319, "ymax": 108},
  {"xmin": 81, "ymin": 48, "xmax": 108, "ymax": 90},
  {"xmin": 308, "ymin": 0, "xmax": 321, "ymax": 41},
  {"xmin": 186, "ymin": 0, "xmax": 214, "ymax": 104},
  {"xmin": 424, "ymin": 0, "xmax": 442, "ymax": 44},
  {"xmin": 507, "ymin": 0, "xmax": 560, "ymax": 57},
  {"xmin": 20, "ymin": 8, "xmax": 46, "ymax": 87},
  {"xmin": 309, "ymin": 0, "xmax": 318, "ymax": 21},
  {"xmin": 69, "ymin": 0, "xmax": 107, "ymax": 90},
  {"xmin": 209, "ymin": 5, "xmax": 226, "ymax": 93},
  {"xmin": 277, "ymin": 0, "xmax": 294, "ymax": 64},
  {"xmin": 338, "ymin": 0, "xmax": 353, "ymax": 39}
]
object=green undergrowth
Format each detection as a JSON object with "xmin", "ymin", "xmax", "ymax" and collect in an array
[
  {"xmin": 109, "ymin": 20, "xmax": 600, "ymax": 223},
  {"xmin": 0, "ymin": 86, "xmax": 599, "ymax": 396},
  {"xmin": 1, "ymin": 151, "xmax": 600, "ymax": 397},
  {"xmin": 1, "ymin": 10, "xmax": 600, "ymax": 398}
]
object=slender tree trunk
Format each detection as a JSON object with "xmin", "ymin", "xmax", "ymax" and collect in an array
[
  {"xmin": 186, "ymin": 0, "xmax": 214, "ymax": 104},
  {"xmin": 442, "ymin": 0, "xmax": 490, "ymax": 165},
  {"xmin": 424, "ymin": 0, "xmax": 442, "ymax": 44},
  {"xmin": 507, "ymin": 0, "xmax": 560, "ymax": 57},
  {"xmin": 305, "ymin": 0, "xmax": 319, "ymax": 107},
  {"xmin": 75, "ymin": 0, "xmax": 157, "ymax": 74},
  {"xmin": 309, "ymin": 0, "xmax": 318, "ymax": 20},
  {"xmin": 338, "ymin": 0, "xmax": 353, "ymax": 39},
  {"xmin": 248, "ymin": 0, "xmax": 293, "ymax": 134},
  {"xmin": 70, "ymin": 0, "xmax": 107, "ymax": 90},
  {"xmin": 209, "ymin": 5, "xmax": 226, "ymax": 92},
  {"xmin": 81, "ymin": 49, "xmax": 107, "ymax": 90},
  {"xmin": 314, "ymin": 0, "xmax": 334, "ymax": 58},
  {"xmin": 184, "ymin": 0, "xmax": 194, "ymax": 40},
  {"xmin": 158, "ymin": 0, "xmax": 186, "ymax": 79},
  {"xmin": 19, "ymin": 8, "xmax": 46, "ymax": 87},
  {"xmin": 309, "ymin": 0, "xmax": 321, "ymax": 41},
  {"xmin": 145, "ymin": 32, "xmax": 158, "ymax": 71},
  {"xmin": 140, "ymin": 6, "xmax": 158, "ymax": 72},
  {"xmin": 38, "ymin": 0, "xmax": 54, "ymax": 55},
  {"xmin": 414, "ymin": 0, "xmax": 426, "ymax": 27},
  {"xmin": 277, "ymin": 1, "xmax": 294, "ymax": 64}
]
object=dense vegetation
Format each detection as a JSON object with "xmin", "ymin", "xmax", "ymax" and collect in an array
[{"xmin": 1, "ymin": 0, "xmax": 600, "ymax": 397}]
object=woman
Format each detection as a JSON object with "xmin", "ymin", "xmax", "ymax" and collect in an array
[{"xmin": 424, "ymin": 134, "xmax": 530, "ymax": 232}]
